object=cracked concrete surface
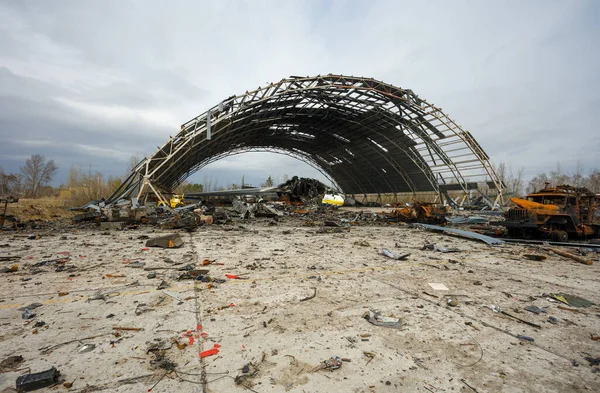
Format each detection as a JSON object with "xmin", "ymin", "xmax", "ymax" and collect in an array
[{"xmin": 1, "ymin": 217, "xmax": 600, "ymax": 392}]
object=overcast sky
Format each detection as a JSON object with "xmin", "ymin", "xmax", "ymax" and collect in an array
[{"xmin": 1, "ymin": 0, "xmax": 598, "ymax": 189}]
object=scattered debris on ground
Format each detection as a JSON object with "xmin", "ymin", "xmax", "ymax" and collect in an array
[{"xmin": 2, "ymin": 180, "xmax": 600, "ymax": 392}]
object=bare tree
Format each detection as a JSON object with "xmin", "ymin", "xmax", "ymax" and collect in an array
[
  {"xmin": 0, "ymin": 167, "xmax": 22, "ymax": 196},
  {"xmin": 571, "ymin": 161, "xmax": 585, "ymax": 187},
  {"xmin": 509, "ymin": 166, "xmax": 525, "ymax": 197},
  {"xmin": 495, "ymin": 162, "xmax": 524, "ymax": 197},
  {"xmin": 526, "ymin": 163, "xmax": 600, "ymax": 194},
  {"xmin": 587, "ymin": 169, "xmax": 600, "ymax": 193},
  {"xmin": 549, "ymin": 163, "xmax": 570, "ymax": 186},
  {"xmin": 526, "ymin": 172, "xmax": 550, "ymax": 194},
  {"xmin": 125, "ymin": 154, "xmax": 142, "ymax": 175},
  {"xmin": 21, "ymin": 154, "xmax": 58, "ymax": 197},
  {"xmin": 496, "ymin": 162, "xmax": 507, "ymax": 186},
  {"xmin": 202, "ymin": 175, "xmax": 214, "ymax": 192}
]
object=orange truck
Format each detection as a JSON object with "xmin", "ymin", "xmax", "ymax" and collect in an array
[{"xmin": 504, "ymin": 184, "xmax": 600, "ymax": 241}]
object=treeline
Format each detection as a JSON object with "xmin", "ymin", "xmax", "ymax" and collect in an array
[
  {"xmin": 65, "ymin": 165, "xmax": 123, "ymax": 206},
  {"xmin": 526, "ymin": 164, "xmax": 600, "ymax": 194},
  {"xmin": 496, "ymin": 162, "xmax": 600, "ymax": 197},
  {"xmin": 0, "ymin": 154, "xmax": 132, "ymax": 205},
  {"xmin": 60, "ymin": 167, "xmax": 206, "ymax": 206},
  {"xmin": 0, "ymin": 154, "xmax": 58, "ymax": 197}
]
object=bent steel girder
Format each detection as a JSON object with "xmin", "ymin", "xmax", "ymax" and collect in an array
[{"xmin": 108, "ymin": 74, "xmax": 503, "ymax": 204}]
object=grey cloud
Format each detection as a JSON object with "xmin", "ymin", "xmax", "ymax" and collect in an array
[{"xmin": 1, "ymin": 0, "xmax": 599, "ymax": 188}]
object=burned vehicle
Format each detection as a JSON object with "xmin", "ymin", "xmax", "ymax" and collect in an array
[{"xmin": 504, "ymin": 184, "xmax": 600, "ymax": 241}]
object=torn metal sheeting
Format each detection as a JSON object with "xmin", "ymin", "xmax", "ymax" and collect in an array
[
  {"xmin": 525, "ymin": 306, "xmax": 547, "ymax": 315},
  {"xmin": 503, "ymin": 238, "xmax": 600, "ymax": 249},
  {"xmin": 232, "ymin": 198, "xmax": 259, "ymax": 219},
  {"xmin": 145, "ymin": 234, "xmax": 184, "ymax": 248},
  {"xmin": 445, "ymin": 216, "xmax": 489, "ymax": 225},
  {"xmin": 16, "ymin": 367, "xmax": 60, "ymax": 392},
  {"xmin": 77, "ymin": 343, "xmax": 96, "ymax": 353},
  {"xmin": 18, "ymin": 303, "xmax": 43, "ymax": 311},
  {"xmin": 363, "ymin": 310, "xmax": 402, "ymax": 329},
  {"xmin": 434, "ymin": 246, "xmax": 461, "ymax": 253},
  {"xmin": 381, "ymin": 248, "xmax": 411, "ymax": 260},
  {"xmin": 413, "ymin": 223, "xmax": 504, "ymax": 245},
  {"xmin": 547, "ymin": 293, "xmax": 595, "ymax": 308}
]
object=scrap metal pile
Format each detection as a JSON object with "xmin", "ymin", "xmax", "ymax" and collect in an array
[
  {"xmin": 60, "ymin": 174, "xmax": 463, "ymax": 231},
  {"xmin": 387, "ymin": 202, "xmax": 449, "ymax": 225},
  {"xmin": 67, "ymin": 177, "xmax": 339, "ymax": 229},
  {"xmin": 71, "ymin": 199, "xmax": 205, "ymax": 231},
  {"xmin": 6, "ymin": 178, "xmax": 597, "ymax": 249}
]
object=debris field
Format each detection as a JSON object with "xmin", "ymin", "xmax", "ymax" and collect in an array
[{"xmin": 1, "ymin": 208, "xmax": 600, "ymax": 392}]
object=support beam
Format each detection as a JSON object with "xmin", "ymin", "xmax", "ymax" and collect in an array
[{"xmin": 107, "ymin": 75, "xmax": 504, "ymax": 204}]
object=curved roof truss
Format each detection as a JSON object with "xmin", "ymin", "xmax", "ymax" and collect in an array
[{"xmin": 109, "ymin": 74, "xmax": 503, "ymax": 204}]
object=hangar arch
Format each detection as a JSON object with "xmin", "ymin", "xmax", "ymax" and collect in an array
[{"xmin": 109, "ymin": 74, "xmax": 503, "ymax": 206}]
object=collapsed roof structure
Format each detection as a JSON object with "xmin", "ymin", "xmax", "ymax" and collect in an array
[{"xmin": 108, "ymin": 74, "xmax": 503, "ymax": 206}]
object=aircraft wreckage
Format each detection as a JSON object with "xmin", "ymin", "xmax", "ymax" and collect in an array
[{"xmin": 107, "ymin": 74, "xmax": 504, "ymax": 208}]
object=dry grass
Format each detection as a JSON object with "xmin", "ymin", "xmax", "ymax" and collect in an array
[{"xmin": 3, "ymin": 197, "xmax": 77, "ymax": 221}]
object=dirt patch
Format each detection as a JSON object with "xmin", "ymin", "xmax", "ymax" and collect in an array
[{"xmin": 275, "ymin": 355, "xmax": 312, "ymax": 390}]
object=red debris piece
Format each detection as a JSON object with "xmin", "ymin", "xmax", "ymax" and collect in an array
[{"xmin": 200, "ymin": 344, "xmax": 220, "ymax": 358}]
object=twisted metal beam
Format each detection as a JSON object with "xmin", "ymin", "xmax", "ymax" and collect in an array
[{"xmin": 108, "ymin": 74, "xmax": 503, "ymax": 205}]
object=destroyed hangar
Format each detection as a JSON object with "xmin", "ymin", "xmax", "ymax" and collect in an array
[
  {"xmin": 1, "ymin": 74, "xmax": 600, "ymax": 393},
  {"xmin": 109, "ymin": 74, "xmax": 504, "ymax": 209}
]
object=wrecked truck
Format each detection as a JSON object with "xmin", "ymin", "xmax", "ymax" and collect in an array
[{"xmin": 503, "ymin": 184, "xmax": 600, "ymax": 241}]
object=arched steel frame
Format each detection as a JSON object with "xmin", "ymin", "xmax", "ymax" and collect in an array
[{"xmin": 108, "ymin": 74, "xmax": 503, "ymax": 206}]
